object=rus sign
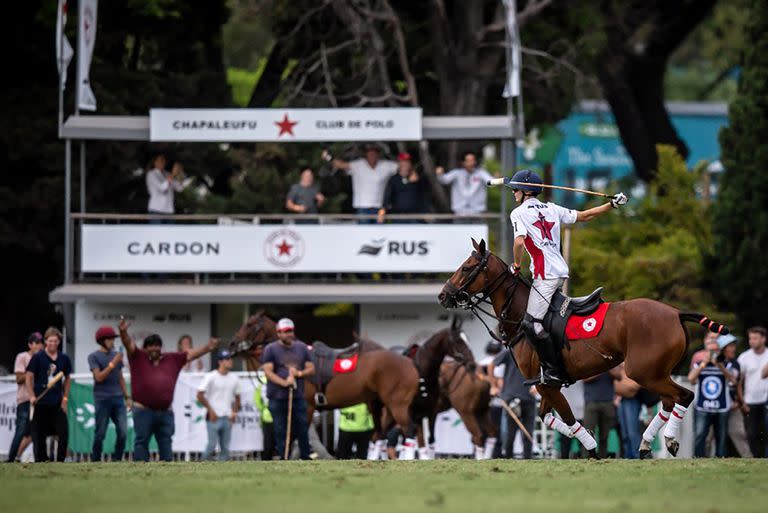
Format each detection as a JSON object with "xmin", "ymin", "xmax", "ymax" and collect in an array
[
  {"xmin": 80, "ymin": 223, "xmax": 487, "ymax": 273},
  {"xmin": 149, "ymin": 108, "xmax": 423, "ymax": 142}
]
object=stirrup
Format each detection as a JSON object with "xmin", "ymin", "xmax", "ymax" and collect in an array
[
  {"xmin": 314, "ymin": 392, "xmax": 328, "ymax": 407},
  {"xmin": 539, "ymin": 366, "xmax": 565, "ymax": 386}
]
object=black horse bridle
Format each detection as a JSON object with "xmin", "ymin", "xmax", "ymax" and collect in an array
[{"xmin": 443, "ymin": 250, "xmax": 525, "ymax": 348}]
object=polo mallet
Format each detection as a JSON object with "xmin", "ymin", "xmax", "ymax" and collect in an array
[
  {"xmin": 488, "ymin": 177, "xmax": 615, "ymax": 200},
  {"xmin": 498, "ymin": 398, "xmax": 534, "ymax": 444},
  {"xmin": 30, "ymin": 371, "xmax": 64, "ymax": 421},
  {"xmin": 284, "ymin": 384, "xmax": 294, "ymax": 460}
]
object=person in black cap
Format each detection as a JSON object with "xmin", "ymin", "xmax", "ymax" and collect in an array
[
  {"xmin": 197, "ymin": 349, "xmax": 241, "ymax": 461},
  {"xmin": 88, "ymin": 325, "xmax": 130, "ymax": 462},
  {"xmin": 6, "ymin": 332, "xmax": 43, "ymax": 462}
]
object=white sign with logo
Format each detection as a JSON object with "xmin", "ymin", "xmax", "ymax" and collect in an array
[
  {"xmin": 149, "ymin": 108, "xmax": 423, "ymax": 142},
  {"xmin": 359, "ymin": 303, "xmax": 497, "ymax": 360},
  {"xmin": 80, "ymin": 224, "xmax": 488, "ymax": 273},
  {"xmin": 74, "ymin": 303, "xmax": 211, "ymax": 373}
]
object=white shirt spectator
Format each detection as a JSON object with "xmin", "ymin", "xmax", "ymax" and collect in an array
[
  {"xmin": 737, "ymin": 349, "xmax": 768, "ymax": 405},
  {"xmin": 197, "ymin": 370, "xmax": 241, "ymax": 417},
  {"xmin": 146, "ymin": 168, "xmax": 185, "ymax": 214},
  {"xmin": 347, "ymin": 158, "xmax": 398, "ymax": 209},
  {"xmin": 438, "ymin": 167, "xmax": 494, "ymax": 215}
]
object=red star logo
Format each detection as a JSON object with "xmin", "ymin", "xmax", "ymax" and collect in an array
[
  {"xmin": 275, "ymin": 114, "xmax": 298, "ymax": 137},
  {"xmin": 533, "ymin": 212, "xmax": 555, "ymax": 241},
  {"xmin": 276, "ymin": 239, "xmax": 293, "ymax": 256}
]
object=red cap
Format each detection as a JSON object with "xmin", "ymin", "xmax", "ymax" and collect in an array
[
  {"xmin": 95, "ymin": 326, "xmax": 118, "ymax": 343},
  {"xmin": 397, "ymin": 152, "xmax": 412, "ymax": 161}
]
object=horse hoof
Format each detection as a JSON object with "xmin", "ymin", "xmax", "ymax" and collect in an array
[
  {"xmin": 664, "ymin": 437, "xmax": 679, "ymax": 457},
  {"xmin": 587, "ymin": 449, "xmax": 600, "ymax": 460},
  {"xmin": 639, "ymin": 449, "xmax": 652, "ymax": 460}
]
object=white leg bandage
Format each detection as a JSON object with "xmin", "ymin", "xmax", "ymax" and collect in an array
[
  {"xmin": 544, "ymin": 412, "xmax": 573, "ymax": 438},
  {"xmin": 474, "ymin": 445, "xmax": 485, "ymax": 460},
  {"xmin": 368, "ymin": 439, "xmax": 384, "ymax": 460},
  {"xmin": 642, "ymin": 409, "xmax": 671, "ymax": 443},
  {"xmin": 418, "ymin": 446, "xmax": 431, "ymax": 460},
  {"xmin": 569, "ymin": 421, "xmax": 597, "ymax": 451},
  {"xmin": 400, "ymin": 438, "xmax": 417, "ymax": 460},
  {"xmin": 483, "ymin": 437, "xmax": 497, "ymax": 459},
  {"xmin": 663, "ymin": 404, "xmax": 688, "ymax": 440}
]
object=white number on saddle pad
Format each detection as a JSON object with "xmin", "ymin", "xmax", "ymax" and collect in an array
[{"xmin": 582, "ymin": 318, "xmax": 597, "ymax": 332}]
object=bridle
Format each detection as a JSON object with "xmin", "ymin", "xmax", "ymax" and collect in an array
[
  {"xmin": 229, "ymin": 315, "xmax": 270, "ymax": 386},
  {"xmin": 442, "ymin": 250, "xmax": 526, "ymax": 349}
]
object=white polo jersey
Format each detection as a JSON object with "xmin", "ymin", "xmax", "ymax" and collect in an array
[{"xmin": 509, "ymin": 198, "xmax": 577, "ymax": 279}]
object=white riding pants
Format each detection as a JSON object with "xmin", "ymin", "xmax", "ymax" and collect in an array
[{"xmin": 526, "ymin": 278, "xmax": 564, "ymax": 335}]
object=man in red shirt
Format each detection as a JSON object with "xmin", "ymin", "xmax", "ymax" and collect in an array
[{"xmin": 119, "ymin": 318, "xmax": 217, "ymax": 461}]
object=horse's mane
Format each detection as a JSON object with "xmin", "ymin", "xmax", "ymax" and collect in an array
[{"xmin": 352, "ymin": 332, "xmax": 386, "ymax": 351}]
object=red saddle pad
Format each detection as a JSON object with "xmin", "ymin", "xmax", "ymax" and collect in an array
[{"xmin": 565, "ymin": 302, "xmax": 611, "ymax": 340}]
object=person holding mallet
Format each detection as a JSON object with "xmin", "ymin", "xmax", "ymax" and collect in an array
[{"xmin": 26, "ymin": 327, "xmax": 72, "ymax": 462}]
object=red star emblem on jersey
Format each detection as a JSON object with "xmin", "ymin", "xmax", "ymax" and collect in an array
[
  {"xmin": 275, "ymin": 114, "xmax": 298, "ymax": 137},
  {"xmin": 533, "ymin": 212, "xmax": 555, "ymax": 241},
  {"xmin": 276, "ymin": 239, "xmax": 293, "ymax": 256}
]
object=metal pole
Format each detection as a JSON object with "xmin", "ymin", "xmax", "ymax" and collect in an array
[
  {"xmin": 80, "ymin": 142, "xmax": 86, "ymax": 213},
  {"xmin": 65, "ymin": 139, "xmax": 72, "ymax": 284}
]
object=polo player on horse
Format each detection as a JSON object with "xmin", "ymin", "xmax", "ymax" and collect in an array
[{"xmin": 507, "ymin": 169, "xmax": 627, "ymax": 385}]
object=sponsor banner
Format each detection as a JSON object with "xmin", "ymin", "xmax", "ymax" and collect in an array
[
  {"xmin": 0, "ymin": 383, "xmax": 18, "ymax": 456},
  {"xmin": 74, "ymin": 303, "xmax": 211, "ymax": 373},
  {"xmin": 150, "ymin": 108, "xmax": 422, "ymax": 142},
  {"xmin": 433, "ymin": 408, "xmax": 473, "ymax": 455},
  {"xmin": 359, "ymin": 304, "xmax": 496, "ymax": 359},
  {"xmin": 81, "ymin": 224, "xmax": 487, "ymax": 273}
]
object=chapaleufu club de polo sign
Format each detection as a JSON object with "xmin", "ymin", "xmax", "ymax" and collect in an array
[{"xmin": 149, "ymin": 108, "xmax": 423, "ymax": 142}]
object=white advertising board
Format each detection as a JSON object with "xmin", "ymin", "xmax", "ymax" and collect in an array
[
  {"xmin": 81, "ymin": 224, "xmax": 487, "ymax": 273},
  {"xmin": 150, "ymin": 108, "xmax": 422, "ymax": 142},
  {"xmin": 74, "ymin": 302, "xmax": 211, "ymax": 373},
  {"xmin": 359, "ymin": 303, "xmax": 497, "ymax": 360}
]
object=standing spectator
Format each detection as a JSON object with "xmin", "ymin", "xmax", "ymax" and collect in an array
[
  {"xmin": 717, "ymin": 335, "xmax": 752, "ymax": 457},
  {"xmin": 583, "ymin": 372, "xmax": 617, "ymax": 459},
  {"xmin": 479, "ymin": 341, "xmax": 504, "ymax": 458},
  {"xmin": 560, "ymin": 381, "xmax": 585, "ymax": 459},
  {"xmin": 178, "ymin": 335, "xmax": 204, "ymax": 372},
  {"xmin": 25, "ymin": 327, "xmax": 72, "ymax": 462},
  {"xmin": 435, "ymin": 151, "xmax": 495, "ymax": 217},
  {"xmin": 332, "ymin": 144, "xmax": 397, "ymax": 222},
  {"xmin": 691, "ymin": 332, "xmax": 721, "ymax": 370},
  {"xmin": 337, "ymin": 403, "xmax": 375, "ymax": 459},
  {"xmin": 88, "ymin": 326, "xmax": 131, "ymax": 462},
  {"xmin": 6, "ymin": 332, "xmax": 43, "ymax": 462},
  {"xmin": 377, "ymin": 153, "xmax": 430, "ymax": 223},
  {"xmin": 286, "ymin": 167, "xmax": 325, "ymax": 217},
  {"xmin": 197, "ymin": 349, "xmax": 241, "ymax": 461},
  {"xmin": 614, "ymin": 363, "xmax": 641, "ymax": 459},
  {"xmin": 254, "ymin": 378, "xmax": 275, "ymax": 460},
  {"xmin": 118, "ymin": 318, "xmax": 217, "ymax": 462},
  {"xmin": 489, "ymin": 349, "xmax": 536, "ymax": 459},
  {"xmin": 737, "ymin": 326, "xmax": 768, "ymax": 458},
  {"xmin": 261, "ymin": 318, "xmax": 315, "ymax": 460},
  {"xmin": 688, "ymin": 333, "xmax": 737, "ymax": 457},
  {"xmin": 145, "ymin": 153, "xmax": 186, "ymax": 217}
]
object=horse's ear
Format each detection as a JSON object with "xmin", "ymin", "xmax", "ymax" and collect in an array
[
  {"xmin": 471, "ymin": 237, "xmax": 478, "ymax": 250},
  {"xmin": 478, "ymin": 238, "xmax": 486, "ymax": 254}
]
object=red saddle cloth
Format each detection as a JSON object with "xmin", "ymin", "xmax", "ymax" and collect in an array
[
  {"xmin": 565, "ymin": 303, "xmax": 611, "ymax": 340},
  {"xmin": 333, "ymin": 353, "xmax": 359, "ymax": 373}
]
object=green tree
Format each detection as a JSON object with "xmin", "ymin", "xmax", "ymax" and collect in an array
[{"xmin": 711, "ymin": 0, "xmax": 768, "ymax": 329}]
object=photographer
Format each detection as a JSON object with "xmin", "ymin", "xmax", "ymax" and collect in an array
[{"xmin": 688, "ymin": 334, "xmax": 737, "ymax": 457}]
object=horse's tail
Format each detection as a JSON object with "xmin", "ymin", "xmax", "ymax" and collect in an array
[{"xmin": 678, "ymin": 312, "xmax": 730, "ymax": 335}]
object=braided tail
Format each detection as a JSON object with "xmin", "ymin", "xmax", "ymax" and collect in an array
[{"xmin": 678, "ymin": 312, "xmax": 730, "ymax": 335}]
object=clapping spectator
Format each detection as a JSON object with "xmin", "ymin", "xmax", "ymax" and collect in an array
[
  {"xmin": 6, "ymin": 332, "xmax": 43, "ymax": 462},
  {"xmin": 146, "ymin": 153, "xmax": 187, "ymax": 218},
  {"xmin": 332, "ymin": 144, "xmax": 397, "ymax": 222},
  {"xmin": 286, "ymin": 167, "xmax": 325, "ymax": 218},
  {"xmin": 737, "ymin": 326, "xmax": 768, "ymax": 458},
  {"xmin": 377, "ymin": 153, "xmax": 430, "ymax": 223},
  {"xmin": 435, "ymin": 151, "xmax": 495, "ymax": 217}
]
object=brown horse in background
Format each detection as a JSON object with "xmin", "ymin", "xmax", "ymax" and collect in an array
[{"xmin": 438, "ymin": 239, "xmax": 727, "ymax": 458}]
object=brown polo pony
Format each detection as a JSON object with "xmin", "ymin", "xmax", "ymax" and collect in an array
[
  {"xmin": 229, "ymin": 312, "xmax": 420, "ymax": 444},
  {"xmin": 438, "ymin": 239, "xmax": 727, "ymax": 458}
]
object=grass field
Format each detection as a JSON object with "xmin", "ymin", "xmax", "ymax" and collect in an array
[{"xmin": 1, "ymin": 459, "xmax": 766, "ymax": 513}]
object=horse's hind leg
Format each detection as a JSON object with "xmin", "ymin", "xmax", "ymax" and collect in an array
[{"xmin": 633, "ymin": 376, "xmax": 694, "ymax": 458}]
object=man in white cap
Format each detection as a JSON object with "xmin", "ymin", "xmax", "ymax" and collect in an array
[{"xmin": 260, "ymin": 318, "xmax": 315, "ymax": 460}]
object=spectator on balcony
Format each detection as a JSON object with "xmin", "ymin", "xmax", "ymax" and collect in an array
[
  {"xmin": 6, "ymin": 332, "xmax": 43, "ymax": 462},
  {"xmin": 145, "ymin": 153, "xmax": 187, "ymax": 219},
  {"xmin": 332, "ymin": 144, "xmax": 397, "ymax": 223},
  {"xmin": 435, "ymin": 151, "xmax": 495, "ymax": 217},
  {"xmin": 377, "ymin": 153, "xmax": 431, "ymax": 223},
  {"xmin": 286, "ymin": 167, "xmax": 325, "ymax": 220}
]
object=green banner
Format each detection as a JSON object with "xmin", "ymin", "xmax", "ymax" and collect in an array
[{"xmin": 67, "ymin": 381, "xmax": 157, "ymax": 455}]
